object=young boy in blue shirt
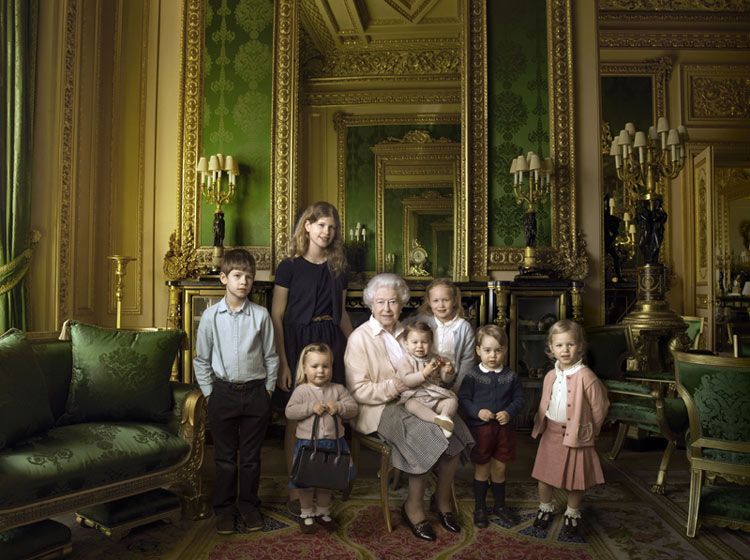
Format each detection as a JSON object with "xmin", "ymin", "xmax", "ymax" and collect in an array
[
  {"xmin": 194, "ymin": 249, "xmax": 279, "ymax": 535},
  {"xmin": 459, "ymin": 324, "xmax": 524, "ymax": 529}
]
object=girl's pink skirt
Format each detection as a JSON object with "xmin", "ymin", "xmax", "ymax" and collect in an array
[{"xmin": 531, "ymin": 419, "xmax": 604, "ymax": 491}]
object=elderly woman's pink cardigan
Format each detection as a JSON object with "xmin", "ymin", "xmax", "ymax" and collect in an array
[{"xmin": 344, "ymin": 322, "xmax": 403, "ymax": 434}]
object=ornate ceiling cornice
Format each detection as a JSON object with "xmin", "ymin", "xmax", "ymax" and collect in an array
[
  {"xmin": 305, "ymin": 47, "xmax": 461, "ymax": 79},
  {"xmin": 599, "ymin": 30, "xmax": 750, "ymax": 49},
  {"xmin": 599, "ymin": 0, "xmax": 750, "ymax": 10}
]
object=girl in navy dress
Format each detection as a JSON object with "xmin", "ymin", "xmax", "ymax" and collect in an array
[{"xmin": 272, "ymin": 201, "xmax": 353, "ymax": 514}]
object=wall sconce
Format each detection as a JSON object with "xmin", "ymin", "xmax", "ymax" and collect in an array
[
  {"xmin": 509, "ymin": 152, "xmax": 552, "ymax": 276},
  {"xmin": 196, "ymin": 154, "xmax": 239, "ymax": 271}
]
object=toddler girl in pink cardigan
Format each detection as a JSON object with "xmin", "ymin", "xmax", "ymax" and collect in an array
[
  {"xmin": 531, "ymin": 320, "xmax": 609, "ymax": 537},
  {"xmin": 285, "ymin": 343, "xmax": 358, "ymax": 534}
]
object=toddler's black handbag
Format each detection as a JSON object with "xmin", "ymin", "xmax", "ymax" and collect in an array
[{"xmin": 290, "ymin": 414, "xmax": 351, "ymax": 491}]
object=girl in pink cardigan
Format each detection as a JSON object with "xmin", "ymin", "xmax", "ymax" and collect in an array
[
  {"xmin": 531, "ymin": 320, "xmax": 609, "ymax": 537},
  {"xmin": 285, "ymin": 343, "xmax": 358, "ymax": 534}
]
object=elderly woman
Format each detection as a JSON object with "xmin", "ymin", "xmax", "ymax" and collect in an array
[{"xmin": 345, "ymin": 273, "xmax": 473, "ymax": 541}]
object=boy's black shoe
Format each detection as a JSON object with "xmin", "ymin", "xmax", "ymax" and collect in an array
[
  {"xmin": 492, "ymin": 506, "xmax": 519, "ymax": 526},
  {"xmin": 561, "ymin": 514, "xmax": 580, "ymax": 537},
  {"xmin": 216, "ymin": 513, "xmax": 235, "ymax": 535},
  {"xmin": 532, "ymin": 509, "xmax": 553, "ymax": 530},
  {"xmin": 240, "ymin": 509, "xmax": 264, "ymax": 532},
  {"xmin": 473, "ymin": 508, "xmax": 489, "ymax": 529}
]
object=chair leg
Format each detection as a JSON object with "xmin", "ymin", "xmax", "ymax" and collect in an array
[
  {"xmin": 344, "ymin": 435, "xmax": 362, "ymax": 501},
  {"xmin": 379, "ymin": 453, "xmax": 393, "ymax": 532},
  {"xmin": 651, "ymin": 439, "xmax": 675, "ymax": 494},
  {"xmin": 686, "ymin": 468, "xmax": 703, "ymax": 538},
  {"xmin": 608, "ymin": 423, "xmax": 628, "ymax": 460}
]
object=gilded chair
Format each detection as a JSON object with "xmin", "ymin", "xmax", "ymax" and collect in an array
[
  {"xmin": 586, "ymin": 325, "xmax": 688, "ymax": 493},
  {"xmin": 673, "ymin": 351, "xmax": 750, "ymax": 538},
  {"xmin": 348, "ymin": 431, "xmax": 458, "ymax": 533},
  {"xmin": 733, "ymin": 334, "xmax": 750, "ymax": 358},
  {"xmin": 681, "ymin": 316, "xmax": 705, "ymax": 350}
]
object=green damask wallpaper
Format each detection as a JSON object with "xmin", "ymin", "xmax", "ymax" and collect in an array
[
  {"xmin": 200, "ymin": 0, "xmax": 274, "ymax": 247},
  {"xmin": 345, "ymin": 124, "xmax": 461, "ymax": 271},
  {"xmin": 488, "ymin": 0, "xmax": 550, "ymax": 248}
]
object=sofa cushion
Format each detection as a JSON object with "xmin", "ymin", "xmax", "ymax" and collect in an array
[
  {"xmin": 0, "ymin": 422, "xmax": 190, "ymax": 508},
  {"xmin": 31, "ymin": 339, "xmax": 73, "ymax": 420},
  {"xmin": 0, "ymin": 329, "xmax": 55, "ymax": 450},
  {"xmin": 59, "ymin": 322, "xmax": 182, "ymax": 425}
]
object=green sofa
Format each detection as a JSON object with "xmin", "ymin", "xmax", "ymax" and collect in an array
[{"xmin": 0, "ymin": 326, "xmax": 207, "ymax": 533}]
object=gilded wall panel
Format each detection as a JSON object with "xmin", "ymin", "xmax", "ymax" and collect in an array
[{"xmin": 682, "ymin": 65, "xmax": 750, "ymax": 126}]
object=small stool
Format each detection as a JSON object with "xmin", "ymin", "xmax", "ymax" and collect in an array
[
  {"xmin": 0, "ymin": 519, "xmax": 72, "ymax": 560},
  {"xmin": 75, "ymin": 488, "xmax": 181, "ymax": 541}
]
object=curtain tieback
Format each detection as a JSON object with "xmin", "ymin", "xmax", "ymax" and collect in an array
[{"xmin": 0, "ymin": 230, "xmax": 41, "ymax": 296}]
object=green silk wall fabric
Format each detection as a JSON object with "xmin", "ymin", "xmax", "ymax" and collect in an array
[
  {"xmin": 201, "ymin": 0, "xmax": 274, "ymax": 247},
  {"xmin": 487, "ymin": 0, "xmax": 549, "ymax": 248}
]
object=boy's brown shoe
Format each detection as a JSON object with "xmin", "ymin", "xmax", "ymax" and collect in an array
[
  {"xmin": 240, "ymin": 509, "xmax": 264, "ymax": 532},
  {"xmin": 216, "ymin": 513, "xmax": 235, "ymax": 535}
]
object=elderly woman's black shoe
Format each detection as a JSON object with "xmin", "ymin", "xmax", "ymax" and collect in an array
[
  {"xmin": 401, "ymin": 504, "xmax": 437, "ymax": 541},
  {"xmin": 430, "ymin": 495, "xmax": 461, "ymax": 533}
]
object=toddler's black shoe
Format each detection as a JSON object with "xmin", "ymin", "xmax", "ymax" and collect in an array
[
  {"xmin": 473, "ymin": 508, "xmax": 488, "ymax": 529},
  {"xmin": 561, "ymin": 514, "xmax": 581, "ymax": 537},
  {"xmin": 532, "ymin": 509, "xmax": 553, "ymax": 530},
  {"xmin": 492, "ymin": 506, "xmax": 519, "ymax": 526}
]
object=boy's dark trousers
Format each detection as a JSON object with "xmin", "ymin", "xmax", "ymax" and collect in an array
[{"xmin": 208, "ymin": 378, "xmax": 271, "ymax": 517}]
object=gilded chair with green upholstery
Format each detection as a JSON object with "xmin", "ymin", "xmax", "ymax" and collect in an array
[
  {"xmin": 586, "ymin": 325, "xmax": 688, "ymax": 494},
  {"xmin": 681, "ymin": 316, "xmax": 705, "ymax": 350},
  {"xmin": 673, "ymin": 351, "xmax": 750, "ymax": 538},
  {"xmin": 733, "ymin": 334, "xmax": 750, "ymax": 358}
]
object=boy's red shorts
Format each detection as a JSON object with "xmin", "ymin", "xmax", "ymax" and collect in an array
[{"xmin": 469, "ymin": 422, "xmax": 517, "ymax": 464}]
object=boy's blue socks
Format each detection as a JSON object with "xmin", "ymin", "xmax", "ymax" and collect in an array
[{"xmin": 473, "ymin": 479, "xmax": 489, "ymax": 511}]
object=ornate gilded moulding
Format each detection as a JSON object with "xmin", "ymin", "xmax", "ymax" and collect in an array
[
  {"xmin": 167, "ymin": 0, "xmax": 294, "ymax": 279},
  {"xmin": 681, "ymin": 64, "xmax": 750, "ymax": 126},
  {"xmin": 468, "ymin": 0, "xmax": 585, "ymax": 279},
  {"xmin": 598, "ymin": 5, "xmax": 750, "ymax": 49}
]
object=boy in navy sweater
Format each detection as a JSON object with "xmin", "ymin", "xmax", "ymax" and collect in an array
[{"xmin": 459, "ymin": 324, "xmax": 524, "ymax": 528}]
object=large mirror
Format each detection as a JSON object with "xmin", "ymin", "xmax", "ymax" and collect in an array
[{"xmin": 171, "ymin": 0, "xmax": 578, "ymax": 282}]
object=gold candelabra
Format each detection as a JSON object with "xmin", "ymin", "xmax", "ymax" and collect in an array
[
  {"xmin": 196, "ymin": 154, "xmax": 239, "ymax": 271},
  {"xmin": 509, "ymin": 151, "xmax": 552, "ymax": 274},
  {"xmin": 609, "ymin": 117, "xmax": 691, "ymax": 371},
  {"xmin": 608, "ymin": 118, "xmax": 687, "ymax": 262},
  {"xmin": 108, "ymin": 255, "xmax": 135, "ymax": 328}
]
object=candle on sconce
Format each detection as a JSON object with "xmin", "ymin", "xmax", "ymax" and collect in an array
[
  {"xmin": 623, "ymin": 212, "xmax": 631, "ymax": 223},
  {"xmin": 349, "ymin": 228, "xmax": 354, "ymax": 241}
]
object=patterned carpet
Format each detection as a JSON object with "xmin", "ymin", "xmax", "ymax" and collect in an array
[{"xmin": 61, "ymin": 446, "xmax": 750, "ymax": 560}]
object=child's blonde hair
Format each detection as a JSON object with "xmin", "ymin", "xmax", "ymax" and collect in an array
[
  {"xmin": 476, "ymin": 324, "xmax": 507, "ymax": 348},
  {"xmin": 546, "ymin": 319, "xmax": 586, "ymax": 360},
  {"xmin": 294, "ymin": 343, "xmax": 334, "ymax": 385},
  {"xmin": 418, "ymin": 278, "xmax": 465, "ymax": 319},
  {"xmin": 289, "ymin": 202, "xmax": 346, "ymax": 275}
]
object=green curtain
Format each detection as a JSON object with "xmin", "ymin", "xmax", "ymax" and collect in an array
[{"xmin": 0, "ymin": 0, "xmax": 38, "ymax": 331}]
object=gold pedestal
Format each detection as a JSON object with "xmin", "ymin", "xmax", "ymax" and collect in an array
[
  {"xmin": 523, "ymin": 246, "xmax": 536, "ymax": 269},
  {"xmin": 622, "ymin": 264, "xmax": 689, "ymax": 373}
]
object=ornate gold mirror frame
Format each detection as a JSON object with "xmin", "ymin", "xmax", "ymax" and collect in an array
[
  {"xmin": 171, "ymin": 0, "xmax": 580, "ymax": 280},
  {"xmin": 370, "ymin": 130, "xmax": 461, "ymax": 280},
  {"xmin": 467, "ymin": 0, "xmax": 582, "ymax": 279},
  {"xmin": 168, "ymin": 0, "xmax": 298, "ymax": 278}
]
